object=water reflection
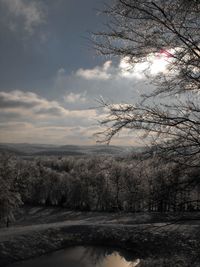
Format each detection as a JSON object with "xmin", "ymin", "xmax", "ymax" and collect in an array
[
  {"xmin": 82, "ymin": 246, "xmax": 140, "ymax": 267},
  {"xmin": 8, "ymin": 246, "xmax": 140, "ymax": 267}
]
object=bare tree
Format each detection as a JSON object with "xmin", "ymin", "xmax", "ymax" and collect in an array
[
  {"xmin": 0, "ymin": 154, "xmax": 22, "ymax": 227},
  {"xmin": 94, "ymin": 0, "xmax": 200, "ymax": 166}
]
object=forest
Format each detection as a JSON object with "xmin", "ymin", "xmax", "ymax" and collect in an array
[{"xmin": 1, "ymin": 151, "xmax": 200, "ymax": 225}]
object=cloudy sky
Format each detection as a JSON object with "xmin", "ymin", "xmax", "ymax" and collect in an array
[{"xmin": 0, "ymin": 0, "xmax": 154, "ymax": 146}]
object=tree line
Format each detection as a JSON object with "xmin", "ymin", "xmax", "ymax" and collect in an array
[{"xmin": 1, "ymin": 153, "xmax": 200, "ymax": 226}]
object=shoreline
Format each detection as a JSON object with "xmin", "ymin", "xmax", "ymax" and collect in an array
[{"xmin": 0, "ymin": 222, "xmax": 199, "ymax": 266}]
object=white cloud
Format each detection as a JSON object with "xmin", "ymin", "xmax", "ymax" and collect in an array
[
  {"xmin": 76, "ymin": 61, "xmax": 112, "ymax": 80},
  {"xmin": 1, "ymin": 0, "xmax": 45, "ymax": 34},
  {"xmin": 119, "ymin": 54, "xmax": 171, "ymax": 79},
  {"xmin": 64, "ymin": 92, "xmax": 87, "ymax": 103},
  {"xmin": 0, "ymin": 89, "xmax": 149, "ymax": 145},
  {"xmin": 0, "ymin": 90, "xmax": 106, "ymax": 144},
  {"xmin": 119, "ymin": 57, "xmax": 148, "ymax": 79},
  {"xmin": 0, "ymin": 90, "xmax": 99, "ymax": 122},
  {"xmin": 54, "ymin": 65, "xmax": 152, "ymax": 111},
  {"xmin": 0, "ymin": 121, "xmax": 142, "ymax": 146},
  {"xmin": 0, "ymin": 122, "xmax": 69, "ymax": 144},
  {"xmin": 0, "ymin": 90, "xmax": 67, "ymax": 117},
  {"xmin": 0, "ymin": 53, "xmax": 166, "ymax": 145},
  {"xmin": 75, "ymin": 55, "xmax": 170, "ymax": 83},
  {"xmin": 76, "ymin": 58, "xmax": 144, "ymax": 81}
]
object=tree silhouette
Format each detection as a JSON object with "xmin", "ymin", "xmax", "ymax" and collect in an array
[{"xmin": 94, "ymin": 0, "xmax": 200, "ymax": 167}]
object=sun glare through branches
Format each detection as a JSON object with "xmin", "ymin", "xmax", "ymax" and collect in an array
[{"xmin": 120, "ymin": 49, "xmax": 174, "ymax": 79}]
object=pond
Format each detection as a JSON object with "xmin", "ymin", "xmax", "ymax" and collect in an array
[{"xmin": 8, "ymin": 246, "xmax": 141, "ymax": 267}]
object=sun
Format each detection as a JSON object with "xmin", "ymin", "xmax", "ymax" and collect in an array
[
  {"xmin": 147, "ymin": 49, "xmax": 173, "ymax": 75},
  {"xmin": 149, "ymin": 55, "xmax": 169, "ymax": 74},
  {"xmin": 120, "ymin": 50, "xmax": 173, "ymax": 78}
]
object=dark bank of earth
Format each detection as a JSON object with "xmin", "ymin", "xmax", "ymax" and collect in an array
[{"xmin": 0, "ymin": 207, "xmax": 200, "ymax": 266}]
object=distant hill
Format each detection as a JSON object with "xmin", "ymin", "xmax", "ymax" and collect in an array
[{"xmin": 0, "ymin": 143, "xmax": 142, "ymax": 157}]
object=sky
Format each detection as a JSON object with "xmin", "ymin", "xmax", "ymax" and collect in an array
[{"xmin": 0, "ymin": 0, "xmax": 155, "ymax": 146}]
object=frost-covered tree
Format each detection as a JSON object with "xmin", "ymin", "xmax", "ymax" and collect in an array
[
  {"xmin": 94, "ymin": 0, "xmax": 200, "ymax": 167},
  {"xmin": 0, "ymin": 154, "xmax": 22, "ymax": 227}
]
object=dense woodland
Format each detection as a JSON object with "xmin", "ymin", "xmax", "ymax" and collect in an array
[{"xmin": 1, "ymin": 152, "xmax": 200, "ymax": 225}]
